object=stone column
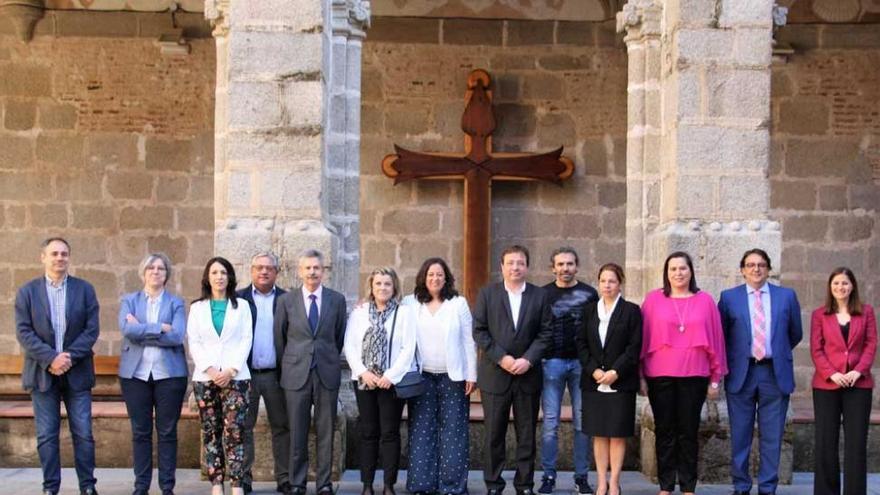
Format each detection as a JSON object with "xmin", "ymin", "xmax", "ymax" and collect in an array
[
  {"xmin": 206, "ymin": 0, "xmax": 367, "ymax": 296},
  {"xmin": 621, "ymin": 0, "xmax": 781, "ymax": 299}
]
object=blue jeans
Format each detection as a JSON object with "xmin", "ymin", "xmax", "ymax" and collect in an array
[
  {"xmin": 541, "ymin": 358, "xmax": 591, "ymax": 480},
  {"xmin": 120, "ymin": 376, "xmax": 188, "ymax": 493},
  {"xmin": 31, "ymin": 376, "xmax": 97, "ymax": 493}
]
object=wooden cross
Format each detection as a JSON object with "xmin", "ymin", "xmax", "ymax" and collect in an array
[{"xmin": 382, "ymin": 69, "xmax": 574, "ymax": 304}]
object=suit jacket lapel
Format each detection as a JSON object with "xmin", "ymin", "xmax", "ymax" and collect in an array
[
  {"xmin": 737, "ymin": 286, "xmax": 753, "ymax": 344},
  {"xmin": 515, "ymin": 284, "xmax": 530, "ymax": 333},
  {"xmin": 315, "ymin": 292, "xmax": 329, "ymax": 335},
  {"xmin": 293, "ymin": 287, "xmax": 311, "ymax": 332},
  {"xmin": 135, "ymin": 292, "xmax": 148, "ymax": 323},
  {"xmin": 37, "ymin": 281, "xmax": 52, "ymax": 329},
  {"xmin": 603, "ymin": 300, "xmax": 623, "ymax": 349},
  {"xmin": 499, "ymin": 284, "xmax": 514, "ymax": 331},
  {"xmin": 64, "ymin": 278, "xmax": 75, "ymax": 332}
]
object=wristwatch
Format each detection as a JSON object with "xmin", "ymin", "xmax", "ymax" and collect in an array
[{"xmin": 710, "ymin": 382, "xmax": 719, "ymax": 390}]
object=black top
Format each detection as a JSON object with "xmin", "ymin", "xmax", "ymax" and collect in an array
[
  {"xmin": 840, "ymin": 321, "xmax": 850, "ymax": 346},
  {"xmin": 577, "ymin": 298, "xmax": 643, "ymax": 393},
  {"xmin": 542, "ymin": 281, "xmax": 599, "ymax": 359}
]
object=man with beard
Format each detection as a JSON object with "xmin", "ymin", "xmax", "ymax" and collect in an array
[{"xmin": 538, "ymin": 247, "xmax": 598, "ymax": 495}]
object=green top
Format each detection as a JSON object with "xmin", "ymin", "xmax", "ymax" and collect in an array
[{"xmin": 210, "ymin": 299, "xmax": 227, "ymax": 336}]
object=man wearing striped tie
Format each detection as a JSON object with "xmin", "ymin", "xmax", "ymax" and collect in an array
[{"xmin": 718, "ymin": 248, "xmax": 802, "ymax": 495}]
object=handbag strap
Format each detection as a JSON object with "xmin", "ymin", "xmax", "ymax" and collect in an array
[
  {"xmin": 386, "ymin": 307, "xmax": 421, "ymax": 372},
  {"xmin": 387, "ymin": 307, "xmax": 398, "ymax": 369}
]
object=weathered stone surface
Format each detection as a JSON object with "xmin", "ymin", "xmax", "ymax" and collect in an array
[
  {"xmin": 676, "ymin": 124, "xmax": 767, "ymax": 171},
  {"xmin": 177, "ymin": 206, "xmax": 214, "ymax": 232},
  {"xmin": 556, "ymin": 21, "xmax": 593, "ymax": 46},
  {"xmin": 507, "ymin": 20, "xmax": 554, "ymax": 46},
  {"xmin": 816, "ymin": 185, "xmax": 847, "ymax": 211},
  {"xmin": 828, "ymin": 215, "xmax": 873, "ymax": 242},
  {"xmin": 0, "ymin": 135, "xmax": 33, "ymax": 169},
  {"xmin": 228, "ymin": 31, "xmax": 322, "ymax": 78},
  {"xmin": 822, "ymin": 24, "xmax": 880, "ymax": 49},
  {"xmin": 72, "ymin": 205, "xmax": 116, "ymax": 230},
  {"xmin": 54, "ymin": 172, "xmax": 103, "ymax": 201},
  {"xmin": 443, "ymin": 19, "xmax": 503, "ymax": 46},
  {"xmin": 106, "ymin": 172, "xmax": 154, "ymax": 200},
  {"xmin": 145, "ymin": 138, "xmax": 195, "ymax": 172},
  {"xmin": 777, "ymin": 98, "xmax": 829, "ymax": 135},
  {"xmin": 156, "ymin": 176, "xmax": 189, "ymax": 202},
  {"xmin": 29, "ymin": 204, "xmax": 69, "ymax": 229},
  {"xmin": 706, "ymin": 69, "xmax": 770, "ymax": 120},
  {"xmin": 0, "ymin": 172, "xmax": 51, "ymax": 201},
  {"xmin": 4, "ymin": 100, "xmax": 36, "ymax": 130},
  {"xmin": 718, "ymin": 0, "xmax": 772, "ymax": 28},
  {"xmin": 120, "ymin": 206, "xmax": 174, "ymax": 230},
  {"xmin": 782, "ymin": 215, "xmax": 828, "ymax": 242},
  {"xmin": 369, "ymin": 17, "xmax": 439, "ymax": 44},
  {"xmin": 55, "ymin": 11, "xmax": 138, "ymax": 37},
  {"xmin": 0, "ymin": 64, "xmax": 51, "ymax": 97},
  {"xmin": 36, "ymin": 134, "xmax": 84, "ymax": 168},
  {"xmin": 37, "ymin": 102, "xmax": 78, "ymax": 130},
  {"xmin": 771, "ymin": 180, "xmax": 816, "ymax": 210},
  {"xmin": 775, "ymin": 24, "xmax": 820, "ymax": 50},
  {"xmin": 785, "ymin": 140, "xmax": 863, "ymax": 178},
  {"xmin": 148, "ymin": 235, "xmax": 189, "ymax": 266},
  {"xmin": 85, "ymin": 134, "xmax": 139, "ymax": 168},
  {"xmin": 228, "ymin": 81, "xmax": 283, "ymax": 129},
  {"xmin": 229, "ymin": 0, "xmax": 321, "ymax": 31},
  {"xmin": 522, "ymin": 73, "xmax": 564, "ymax": 100},
  {"xmin": 382, "ymin": 210, "xmax": 439, "ymax": 235}
]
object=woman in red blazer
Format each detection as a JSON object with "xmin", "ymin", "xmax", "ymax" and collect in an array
[{"xmin": 810, "ymin": 267, "xmax": 877, "ymax": 495}]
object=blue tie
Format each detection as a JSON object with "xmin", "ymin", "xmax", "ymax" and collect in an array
[{"xmin": 308, "ymin": 294, "xmax": 319, "ymax": 334}]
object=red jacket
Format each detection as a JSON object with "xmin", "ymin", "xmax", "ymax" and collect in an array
[{"xmin": 810, "ymin": 304, "xmax": 877, "ymax": 390}]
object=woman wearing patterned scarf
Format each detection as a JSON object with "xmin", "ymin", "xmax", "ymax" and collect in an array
[{"xmin": 344, "ymin": 267, "xmax": 418, "ymax": 495}]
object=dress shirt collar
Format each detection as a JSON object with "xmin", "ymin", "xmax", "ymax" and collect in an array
[
  {"xmin": 746, "ymin": 282, "xmax": 770, "ymax": 296},
  {"xmin": 252, "ymin": 284, "xmax": 276, "ymax": 297},
  {"xmin": 302, "ymin": 285, "xmax": 323, "ymax": 299},
  {"xmin": 144, "ymin": 289, "xmax": 165, "ymax": 303},
  {"xmin": 503, "ymin": 280, "xmax": 526, "ymax": 296},
  {"xmin": 45, "ymin": 274, "xmax": 68, "ymax": 289}
]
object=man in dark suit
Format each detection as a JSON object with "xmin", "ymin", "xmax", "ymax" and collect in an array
[
  {"xmin": 15, "ymin": 237, "xmax": 100, "ymax": 495},
  {"xmin": 238, "ymin": 252, "xmax": 291, "ymax": 495},
  {"xmin": 274, "ymin": 249, "xmax": 348, "ymax": 495},
  {"xmin": 473, "ymin": 245, "xmax": 553, "ymax": 495},
  {"xmin": 718, "ymin": 248, "xmax": 802, "ymax": 495}
]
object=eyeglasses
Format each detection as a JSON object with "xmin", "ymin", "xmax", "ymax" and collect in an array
[
  {"xmin": 252, "ymin": 265, "xmax": 277, "ymax": 272},
  {"xmin": 744, "ymin": 262, "xmax": 768, "ymax": 269}
]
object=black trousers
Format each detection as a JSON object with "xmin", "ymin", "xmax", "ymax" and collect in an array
[
  {"xmin": 813, "ymin": 387, "xmax": 872, "ymax": 495},
  {"xmin": 481, "ymin": 387, "xmax": 541, "ymax": 491},
  {"xmin": 646, "ymin": 376, "xmax": 708, "ymax": 492},
  {"xmin": 355, "ymin": 386, "xmax": 405, "ymax": 487}
]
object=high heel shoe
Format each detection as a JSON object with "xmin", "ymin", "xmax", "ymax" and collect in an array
[
  {"xmin": 362, "ymin": 485, "xmax": 374, "ymax": 495},
  {"xmin": 383, "ymin": 485, "xmax": 396, "ymax": 495}
]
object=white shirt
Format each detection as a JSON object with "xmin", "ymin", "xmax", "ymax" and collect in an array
[
  {"xmin": 133, "ymin": 290, "xmax": 169, "ymax": 380},
  {"xmin": 505, "ymin": 280, "xmax": 525, "ymax": 330},
  {"xmin": 415, "ymin": 306, "xmax": 449, "ymax": 373},
  {"xmin": 343, "ymin": 303, "xmax": 418, "ymax": 385},
  {"xmin": 597, "ymin": 294, "xmax": 621, "ymax": 348},
  {"xmin": 302, "ymin": 285, "xmax": 323, "ymax": 319}
]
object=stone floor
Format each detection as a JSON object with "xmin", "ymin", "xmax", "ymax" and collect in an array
[{"xmin": 3, "ymin": 469, "xmax": 880, "ymax": 495}]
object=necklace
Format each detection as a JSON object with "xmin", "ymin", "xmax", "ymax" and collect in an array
[{"xmin": 671, "ymin": 295, "xmax": 691, "ymax": 333}]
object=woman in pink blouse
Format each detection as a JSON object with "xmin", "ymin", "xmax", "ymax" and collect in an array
[{"xmin": 640, "ymin": 251, "xmax": 727, "ymax": 495}]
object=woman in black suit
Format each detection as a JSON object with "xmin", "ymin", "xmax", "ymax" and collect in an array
[{"xmin": 577, "ymin": 263, "xmax": 643, "ymax": 495}]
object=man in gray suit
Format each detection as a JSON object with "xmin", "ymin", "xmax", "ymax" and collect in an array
[
  {"xmin": 274, "ymin": 249, "xmax": 348, "ymax": 495},
  {"xmin": 237, "ymin": 252, "xmax": 291, "ymax": 495}
]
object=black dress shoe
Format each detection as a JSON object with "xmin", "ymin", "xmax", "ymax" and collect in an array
[
  {"xmin": 243, "ymin": 481, "xmax": 252, "ymax": 494},
  {"xmin": 362, "ymin": 485, "xmax": 375, "ymax": 495},
  {"xmin": 81, "ymin": 489, "xmax": 99, "ymax": 495},
  {"xmin": 487, "ymin": 489, "xmax": 503, "ymax": 495},
  {"xmin": 291, "ymin": 487, "xmax": 307, "ymax": 495},
  {"xmin": 317, "ymin": 484, "xmax": 334, "ymax": 495},
  {"xmin": 276, "ymin": 482, "xmax": 291, "ymax": 493},
  {"xmin": 518, "ymin": 490, "xmax": 535, "ymax": 495},
  {"xmin": 732, "ymin": 492, "xmax": 749, "ymax": 495},
  {"xmin": 161, "ymin": 490, "xmax": 175, "ymax": 495},
  {"xmin": 42, "ymin": 491, "xmax": 57, "ymax": 495}
]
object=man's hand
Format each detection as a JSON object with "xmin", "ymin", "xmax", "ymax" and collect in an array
[
  {"xmin": 597, "ymin": 369, "xmax": 618, "ymax": 385},
  {"xmin": 125, "ymin": 314, "xmax": 139, "ymax": 324},
  {"xmin": 592, "ymin": 369, "xmax": 605, "ymax": 383},
  {"xmin": 49, "ymin": 352, "xmax": 71, "ymax": 375},
  {"xmin": 509, "ymin": 358, "xmax": 532, "ymax": 375},
  {"xmin": 499, "ymin": 355, "xmax": 516, "ymax": 373}
]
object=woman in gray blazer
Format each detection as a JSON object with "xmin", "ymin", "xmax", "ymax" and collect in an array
[{"xmin": 118, "ymin": 252, "xmax": 188, "ymax": 495}]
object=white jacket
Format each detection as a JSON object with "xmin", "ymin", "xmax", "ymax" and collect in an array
[
  {"xmin": 403, "ymin": 295, "xmax": 477, "ymax": 382},
  {"xmin": 343, "ymin": 302, "xmax": 417, "ymax": 385},
  {"xmin": 187, "ymin": 298, "xmax": 253, "ymax": 382}
]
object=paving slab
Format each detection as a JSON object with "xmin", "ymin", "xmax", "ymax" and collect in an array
[{"xmin": 2, "ymin": 468, "xmax": 879, "ymax": 495}]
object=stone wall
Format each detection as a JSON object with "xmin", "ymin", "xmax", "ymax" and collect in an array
[
  {"xmin": 0, "ymin": 14, "xmax": 216, "ymax": 356},
  {"xmin": 772, "ymin": 23, "xmax": 880, "ymax": 398},
  {"xmin": 360, "ymin": 17, "xmax": 627, "ymax": 291}
]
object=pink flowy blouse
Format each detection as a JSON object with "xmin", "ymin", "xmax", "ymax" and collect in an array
[{"xmin": 640, "ymin": 289, "xmax": 728, "ymax": 383}]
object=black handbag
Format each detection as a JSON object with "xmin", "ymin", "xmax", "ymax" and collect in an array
[{"xmin": 387, "ymin": 307, "xmax": 424, "ymax": 399}]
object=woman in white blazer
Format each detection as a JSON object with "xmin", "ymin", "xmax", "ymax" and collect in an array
[
  {"xmin": 344, "ymin": 266, "xmax": 417, "ymax": 495},
  {"xmin": 403, "ymin": 257, "xmax": 476, "ymax": 495},
  {"xmin": 187, "ymin": 256, "xmax": 253, "ymax": 495}
]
